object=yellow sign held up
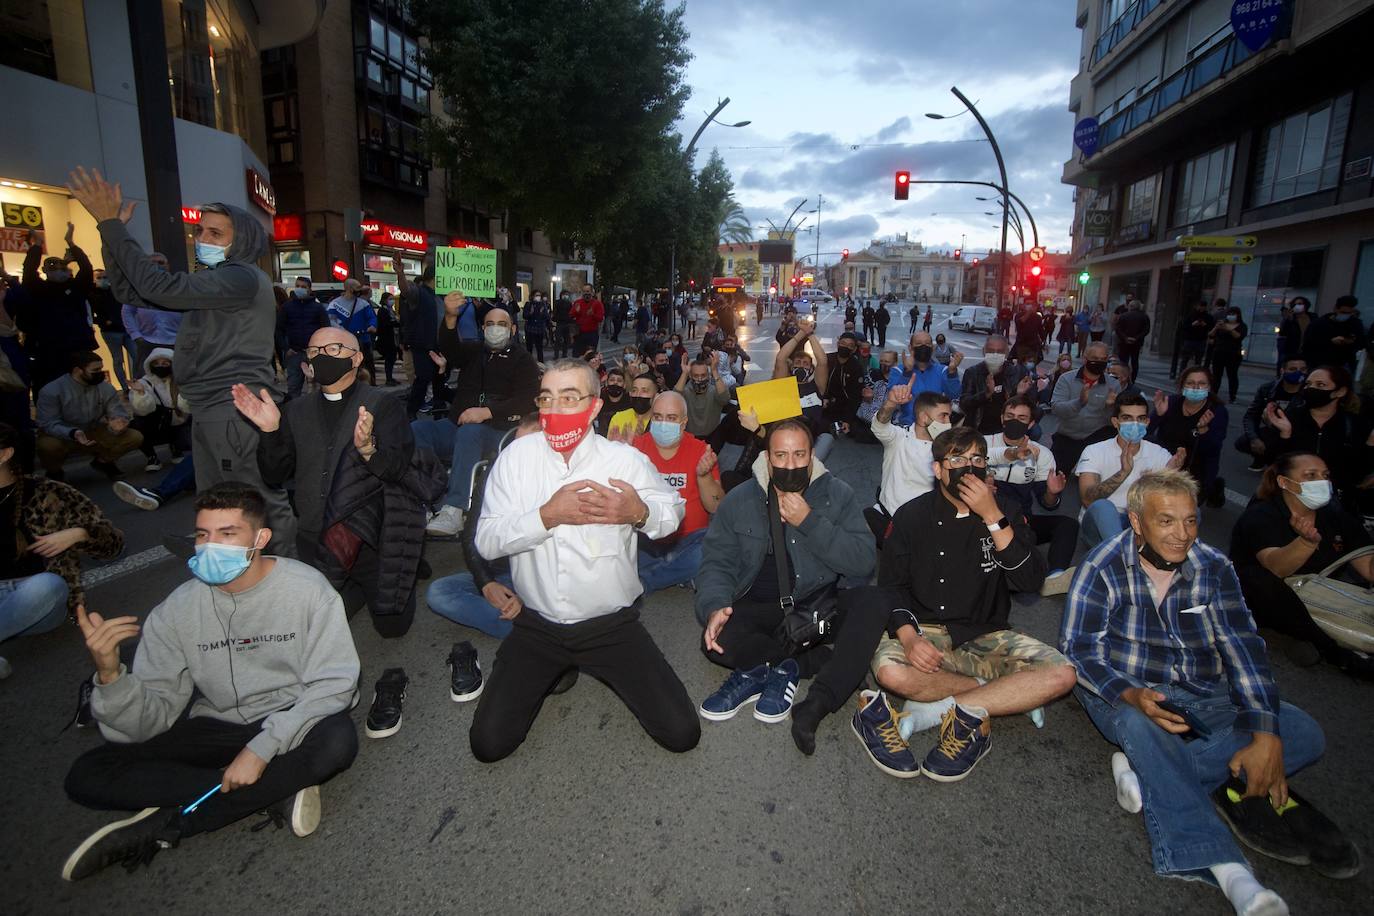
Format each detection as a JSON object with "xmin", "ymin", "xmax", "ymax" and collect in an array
[
  {"xmin": 1177, "ymin": 235, "xmax": 1257, "ymax": 249},
  {"xmin": 736, "ymin": 376, "xmax": 803, "ymax": 426}
]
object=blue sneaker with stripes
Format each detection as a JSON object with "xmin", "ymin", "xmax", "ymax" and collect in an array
[
  {"xmin": 754, "ymin": 658, "xmax": 799, "ymax": 723},
  {"xmin": 699, "ymin": 664, "xmax": 769, "ymax": 721}
]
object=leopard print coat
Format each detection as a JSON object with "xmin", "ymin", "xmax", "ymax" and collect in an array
[{"xmin": 10, "ymin": 475, "xmax": 124, "ymax": 611}]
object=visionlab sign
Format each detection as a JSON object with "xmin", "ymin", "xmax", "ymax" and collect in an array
[{"xmin": 359, "ymin": 220, "xmax": 428, "ymax": 252}]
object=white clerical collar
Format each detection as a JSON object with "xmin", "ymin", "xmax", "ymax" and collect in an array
[{"xmin": 323, "ymin": 391, "xmax": 343, "ymax": 401}]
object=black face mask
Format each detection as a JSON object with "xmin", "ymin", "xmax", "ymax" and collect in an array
[
  {"xmin": 1301, "ymin": 387, "xmax": 1335, "ymax": 407},
  {"xmin": 629, "ymin": 396, "xmax": 653, "ymax": 415},
  {"xmin": 603, "ymin": 384, "xmax": 624, "ymax": 399},
  {"xmin": 944, "ymin": 464, "xmax": 988, "ymax": 494},
  {"xmin": 792, "ymin": 367, "xmax": 814, "ymax": 384},
  {"xmin": 150, "ymin": 365, "xmax": 173, "ymax": 379},
  {"xmin": 771, "ymin": 465, "xmax": 809, "ymax": 493},
  {"xmin": 837, "ymin": 348, "xmax": 853, "ymax": 361},
  {"xmin": 83, "ymin": 370, "xmax": 107, "ymax": 386},
  {"xmin": 1002, "ymin": 419, "xmax": 1029, "ymax": 440},
  {"xmin": 690, "ymin": 379, "xmax": 709, "ymax": 393},
  {"xmin": 310, "ymin": 354, "xmax": 355, "ymax": 387},
  {"xmin": 1084, "ymin": 359, "xmax": 1108, "ymax": 376},
  {"xmin": 1139, "ymin": 540, "xmax": 1185, "ymax": 572},
  {"xmin": 913, "ymin": 345, "xmax": 934, "ymax": 363}
]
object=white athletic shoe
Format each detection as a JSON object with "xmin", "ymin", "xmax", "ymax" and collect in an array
[
  {"xmin": 1039, "ymin": 566, "xmax": 1076, "ymax": 597},
  {"xmin": 425, "ymin": 505, "xmax": 463, "ymax": 537},
  {"xmin": 114, "ymin": 481, "xmax": 162, "ymax": 512},
  {"xmin": 289, "ymin": 785, "xmax": 321, "ymax": 837}
]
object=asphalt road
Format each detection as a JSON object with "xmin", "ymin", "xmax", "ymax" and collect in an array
[{"xmin": 2, "ymin": 306, "xmax": 1369, "ymax": 915}]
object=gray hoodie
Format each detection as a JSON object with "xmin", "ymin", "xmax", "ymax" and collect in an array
[
  {"xmin": 98, "ymin": 204, "xmax": 279, "ymax": 420},
  {"xmin": 90, "ymin": 558, "xmax": 360, "ymax": 762},
  {"xmin": 36, "ymin": 373, "xmax": 129, "ymax": 439}
]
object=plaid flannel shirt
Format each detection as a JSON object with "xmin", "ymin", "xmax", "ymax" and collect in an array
[{"xmin": 1059, "ymin": 530, "xmax": 1281, "ymax": 736}]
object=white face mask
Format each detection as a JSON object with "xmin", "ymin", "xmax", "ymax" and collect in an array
[
  {"xmin": 926, "ymin": 419, "xmax": 952, "ymax": 439},
  {"xmin": 1286, "ymin": 478, "xmax": 1332, "ymax": 510},
  {"xmin": 484, "ymin": 325, "xmax": 511, "ymax": 349},
  {"xmin": 983, "ymin": 353, "xmax": 1007, "ymax": 371}
]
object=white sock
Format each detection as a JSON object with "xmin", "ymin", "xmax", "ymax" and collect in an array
[
  {"xmin": 1210, "ymin": 863, "xmax": 1288, "ymax": 916},
  {"xmin": 898, "ymin": 696, "xmax": 954, "ymax": 740},
  {"xmin": 1111, "ymin": 752, "xmax": 1142, "ymax": 814}
]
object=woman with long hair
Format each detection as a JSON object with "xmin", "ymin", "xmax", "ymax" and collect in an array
[
  {"xmin": 0, "ymin": 422, "xmax": 124, "ymax": 678},
  {"xmin": 1260, "ymin": 365, "xmax": 1373, "ymax": 511},
  {"xmin": 1230, "ymin": 451, "xmax": 1373, "ymax": 677},
  {"xmin": 1148, "ymin": 365, "xmax": 1228, "ymax": 505}
]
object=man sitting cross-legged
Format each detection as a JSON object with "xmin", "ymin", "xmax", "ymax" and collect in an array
[
  {"xmin": 864, "ymin": 426, "xmax": 1076, "ymax": 781},
  {"xmin": 60, "ymin": 482, "xmax": 360, "ymax": 882},
  {"xmin": 1060, "ymin": 469, "xmax": 1356, "ymax": 916}
]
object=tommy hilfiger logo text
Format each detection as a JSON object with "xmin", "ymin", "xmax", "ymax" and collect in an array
[{"xmin": 197, "ymin": 633, "xmax": 298, "ymax": 652}]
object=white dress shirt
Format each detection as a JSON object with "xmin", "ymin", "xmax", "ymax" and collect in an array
[
  {"xmin": 872, "ymin": 417, "xmax": 935, "ymax": 516},
  {"xmin": 475, "ymin": 431, "xmax": 685, "ymax": 623}
]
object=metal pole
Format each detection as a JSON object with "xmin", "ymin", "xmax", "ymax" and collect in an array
[
  {"xmin": 950, "ymin": 85, "xmax": 1008, "ymax": 309},
  {"xmin": 908, "ymin": 179, "xmax": 1040, "ymax": 251},
  {"xmin": 815, "ymin": 193, "xmax": 821, "ymax": 280}
]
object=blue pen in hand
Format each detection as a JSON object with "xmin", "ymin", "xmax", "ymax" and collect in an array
[{"xmin": 182, "ymin": 784, "xmax": 222, "ymax": 816}]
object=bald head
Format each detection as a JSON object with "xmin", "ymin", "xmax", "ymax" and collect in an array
[
  {"xmin": 483, "ymin": 307, "xmax": 513, "ymax": 328},
  {"xmin": 308, "ymin": 326, "xmax": 360, "ymax": 351},
  {"xmin": 652, "ymin": 390, "xmax": 687, "ymax": 419}
]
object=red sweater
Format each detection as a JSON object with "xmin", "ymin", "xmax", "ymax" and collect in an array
[{"xmin": 571, "ymin": 296, "xmax": 604, "ymax": 333}]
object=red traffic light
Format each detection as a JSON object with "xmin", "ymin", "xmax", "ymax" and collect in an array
[
  {"xmin": 972, "ymin": 258, "xmax": 980, "ymax": 266},
  {"xmin": 953, "ymin": 248, "xmax": 962, "ymax": 260},
  {"xmin": 841, "ymin": 248, "xmax": 849, "ymax": 259},
  {"xmin": 894, "ymin": 170, "xmax": 910, "ymax": 200},
  {"xmin": 769, "ymin": 285, "xmax": 777, "ymax": 294},
  {"xmin": 688, "ymin": 279, "xmax": 695, "ymax": 288},
  {"xmin": 1030, "ymin": 264, "xmax": 1043, "ymax": 277}
]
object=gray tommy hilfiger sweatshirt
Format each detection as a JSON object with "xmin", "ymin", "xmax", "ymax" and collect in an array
[{"xmin": 91, "ymin": 558, "xmax": 360, "ymax": 762}]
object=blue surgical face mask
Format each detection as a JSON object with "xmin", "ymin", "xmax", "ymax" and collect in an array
[
  {"xmin": 187, "ymin": 537, "xmax": 260, "ymax": 586},
  {"xmin": 1182, "ymin": 386, "xmax": 1209, "ymax": 402},
  {"xmin": 195, "ymin": 241, "xmax": 227, "ymax": 267},
  {"xmin": 1282, "ymin": 370, "xmax": 1306, "ymax": 385},
  {"xmin": 1118, "ymin": 421, "xmax": 1147, "ymax": 443},
  {"xmin": 649, "ymin": 420, "xmax": 683, "ymax": 448}
]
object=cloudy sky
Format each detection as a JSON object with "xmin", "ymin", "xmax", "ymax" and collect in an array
[{"xmin": 675, "ymin": 0, "xmax": 1083, "ymax": 266}]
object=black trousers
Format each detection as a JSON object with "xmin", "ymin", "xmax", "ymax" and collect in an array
[
  {"xmin": 1028, "ymin": 514, "xmax": 1079, "ymax": 571},
  {"xmin": 702, "ymin": 586, "xmax": 896, "ymax": 714},
  {"xmin": 130, "ymin": 408, "xmax": 191, "ymax": 459},
  {"xmin": 1236, "ymin": 564, "xmax": 1343, "ymax": 660},
  {"xmin": 65, "ymin": 711, "xmax": 357, "ymax": 837},
  {"xmin": 1116, "ymin": 341, "xmax": 1142, "ymax": 378},
  {"xmin": 1210, "ymin": 352, "xmax": 1242, "ymax": 401},
  {"xmin": 298, "ymin": 534, "xmax": 416, "ymax": 639},
  {"xmin": 406, "ymin": 352, "xmax": 437, "ymax": 419},
  {"xmin": 469, "ymin": 604, "xmax": 699, "ymax": 762},
  {"xmin": 526, "ymin": 333, "xmax": 545, "ymax": 363}
]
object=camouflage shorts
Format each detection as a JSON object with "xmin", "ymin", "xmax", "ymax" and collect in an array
[{"xmin": 871, "ymin": 625, "xmax": 1069, "ymax": 682}]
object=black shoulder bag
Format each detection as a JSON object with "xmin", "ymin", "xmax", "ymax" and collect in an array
[{"xmin": 769, "ymin": 491, "xmax": 839, "ymax": 655}]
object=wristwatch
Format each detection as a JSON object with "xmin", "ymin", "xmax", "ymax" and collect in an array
[
  {"xmin": 985, "ymin": 515, "xmax": 1010, "ymax": 532},
  {"xmin": 632, "ymin": 507, "xmax": 650, "ymax": 530}
]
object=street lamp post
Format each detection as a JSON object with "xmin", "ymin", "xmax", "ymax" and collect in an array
[
  {"xmin": 927, "ymin": 86, "xmax": 1010, "ymax": 310},
  {"xmin": 670, "ymin": 97, "xmax": 751, "ymax": 332}
]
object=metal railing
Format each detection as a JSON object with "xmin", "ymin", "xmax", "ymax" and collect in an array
[{"xmin": 1091, "ymin": 0, "xmax": 1167, "ymax": 66}]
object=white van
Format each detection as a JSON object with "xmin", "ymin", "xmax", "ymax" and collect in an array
[{"xmin": 949, "ymin": 305, "xmax": 997, "ymax": 333}]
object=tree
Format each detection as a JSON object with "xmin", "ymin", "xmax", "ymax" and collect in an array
[
  {"xmin": 735, "ymin": 257, "xmax": 760, "ymax": 287},
  {"xmin": 413, "ymin": 0, "xmax": 692, "ymax": 244},
  {"xmin": 719, "ymin": 199, "xmax": 752, "ymax": 244}
]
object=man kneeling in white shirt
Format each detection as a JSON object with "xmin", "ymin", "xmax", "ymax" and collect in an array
[{"xmin": 471, "ymin": 358, "xmax": 699, "ymax": 761}]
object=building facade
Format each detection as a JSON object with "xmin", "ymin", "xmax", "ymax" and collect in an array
[
  {"xmin": 1063, "ymin": 0, "xmax": 1374, "ymax": 365},
  {"xmin": 0, "ymin": 0, "xmax": 321, "ymax": 275},
  {"xmin": 831, "ymin": 235, "xmax": 966, "ymax": 302},
  {"xmin": 260, "ymin": 0, "xmax": 568, "ymax": 300}
]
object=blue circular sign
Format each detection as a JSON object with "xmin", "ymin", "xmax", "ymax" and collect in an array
[{"xmin": 1074, "ymin": 117, "xmax": 1100, "ymax": 157}]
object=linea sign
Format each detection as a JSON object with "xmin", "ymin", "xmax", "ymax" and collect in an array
[{"xmin": 1183, "ymin": 251, "xmax": 1255, "ymax": 265}]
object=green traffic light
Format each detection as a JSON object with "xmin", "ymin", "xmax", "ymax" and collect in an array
[{"xmin": 1078, "ymin": 271, "xmax": 1090, "ymax": 285}]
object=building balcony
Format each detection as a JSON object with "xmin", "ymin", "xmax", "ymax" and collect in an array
[{"xmin": 1090, "ymin": 0, "xmax": 1169, "ymax": 69}]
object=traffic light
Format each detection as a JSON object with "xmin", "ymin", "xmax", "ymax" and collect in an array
[
  {"xmin": 1078, "ymin": 270, "xmax": 1090, "ymax": 285},
  {"xmin": 688, "ymin": 279, "xmax": 695, "ymax": 289},
  {"xmin": 972, "ymin": 258, "xmax": 980, "ymax": 266},
  {"xmin": 769, "ymin": 285, "xmax": 778, "ymax": 295},
  {"xmin": 1030, "ymin": 264, "xmax": 1043, "ymax": 277},
  {"xmin": 841, "ymin": 248, "xmax": 849, "ymax": 259},
  {"xmin": 953, "ymin": 248, "xmax": 962, "ymax": 261},
  {"xmin": 894, "ymin": 170, "xmax": 910, "ymax": 200}
]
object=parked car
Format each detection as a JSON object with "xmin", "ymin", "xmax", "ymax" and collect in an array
[{"xmin": 949, "ymin": 305, "xmax": 997, "ymax": 333}]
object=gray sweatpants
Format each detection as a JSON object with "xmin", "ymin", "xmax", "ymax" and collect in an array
[{"xmin": 192, "ymin": 414, "xmax": 297, "ymax": 554}]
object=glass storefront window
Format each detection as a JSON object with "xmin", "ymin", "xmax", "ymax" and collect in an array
[
  {"xmin": 1172, "ymin": 143, "xmax": 1234, "ymax": 228},
  {"xmin": 163, "ymin": 1, "xmax": 265, "ymax": 159},
  {"xmin": 278, "ymin": 249, "xmax": 311, "ymax": 276},
  {"xmin": 1228, "ymin": 249, "xmax": 1325, "ymax": 365},
  {"xmin": 0, "ymin": 0, "xmax": 92, "ymax": 91}
]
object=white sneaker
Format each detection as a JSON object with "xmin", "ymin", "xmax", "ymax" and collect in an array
[
  {"xmin": 288, "ymin": 785, "xmax": 321, "ymax": 837},
  {"xmin": 114, "ymin": 481, "xmax": 162, "ymax": 512},
  {"xmin": 1039, "ymin": 566, "xmax": 1076, "ymax": 597},
  {"xmin": 0, "ymin": 656, "xmax": 11, "ymax": 679},
  {"xmin": 144, "ymin": 459, "xmax": 163, "ymax": 473},
  {"xmin": 425, "ymin": 505, "xmax": 464, "ymax": 537}
]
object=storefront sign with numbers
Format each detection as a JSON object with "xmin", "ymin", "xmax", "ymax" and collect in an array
[
  {"xmin": 1, "ymin": 201, "xmax": 44, "ymax": 229},
  {"xmin": 1231, "ymin": 0, "xmax": 1285, "ymax": 52}
]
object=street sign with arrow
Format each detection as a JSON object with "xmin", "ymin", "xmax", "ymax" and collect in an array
[
  {"xmin": 1177, "ymin": 235, "xmax": 1257, "ymax": 249},
  {"xmin": 1183, "ymin": 251, "xmax": 1255, "ymax": 265}
]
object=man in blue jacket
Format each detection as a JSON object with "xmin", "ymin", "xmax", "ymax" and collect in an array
[
  {"xmin": 886, "ymin": 330, "xmax": 962, "ymax": 426},
  {"xmin": 696, "ymin": 419, "xmax": 882, "ymax": 755}
]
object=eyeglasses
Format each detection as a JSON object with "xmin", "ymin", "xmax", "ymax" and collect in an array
[
  {"xmin": 535, "ymin": 394, "xmax": 595, "ymax": 409},
  {"xmin": 304, "ymin": 343, "xmax": 358, "ymax": 358},
  {"xmin": 651, "ymin": 414, "xmax": 685, "ymax": 423},
  {"xmin": 943, "ymin": 455, "xmax": 989, "ymax": 468}
]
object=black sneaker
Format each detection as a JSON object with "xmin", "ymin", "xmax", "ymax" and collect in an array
[
  {"xmin": 1279, "ymin": 788, "xmax": 1362, "ymax": 879},
  {"xmin": 73, "ymin": 678, "xmax": 95, "ymax": 728},
  {"xmin": 1212, "ymin": 780, "xmax": 1310, "ymax": 865},
  {"xmin": 364, "ymin": 668, "xmax": 409, "ymax": 738},
  {"xmin": 61, "ymin": 807, "xmax": 180, "ymax": 881},
  {"xmin": 90, "ymin": 459, "xmax": 123, "ymax": 481},
  {"xmin": 447, "ymin": 642, "xmax": 483, "ymax": 702}
]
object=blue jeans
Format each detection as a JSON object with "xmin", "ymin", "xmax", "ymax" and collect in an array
[
  {"xmin": 1077, "ymin": 684, "xmax": 1324, "ymax": 881},
  {"xmin": 153, "ymin": 452, "xmax": 197, "ymax": 501},
  {"xmin": 101, "ymin": 331, "xmax": 138, "ymax": 390},
  {"xmin": 410, "ymin": 419, "xmax": 506, "ymax": 511},
  {"xmin": 637, "ymin": 528, "xmax": 707, "ymax": 596},
  {"xmin": 0, "ymin": 573, "xmax": 69, "ymax": 642},
  {"xmin": 1081, "ymin": 500, "xmax": 1128, "ymax": 547},
  {"xmin": 427, "ymin": 571, "xmax": 514, "ymax": 639}
]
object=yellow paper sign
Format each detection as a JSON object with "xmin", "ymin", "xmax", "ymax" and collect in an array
[{"xmin": 737, "ymin": 376, "xmax": 803, "ymax": 426}]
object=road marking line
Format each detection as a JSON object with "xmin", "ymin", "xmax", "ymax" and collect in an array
[{"xmin": 80, "ymin": 545, "xmax": 173, "ymax": 589}]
